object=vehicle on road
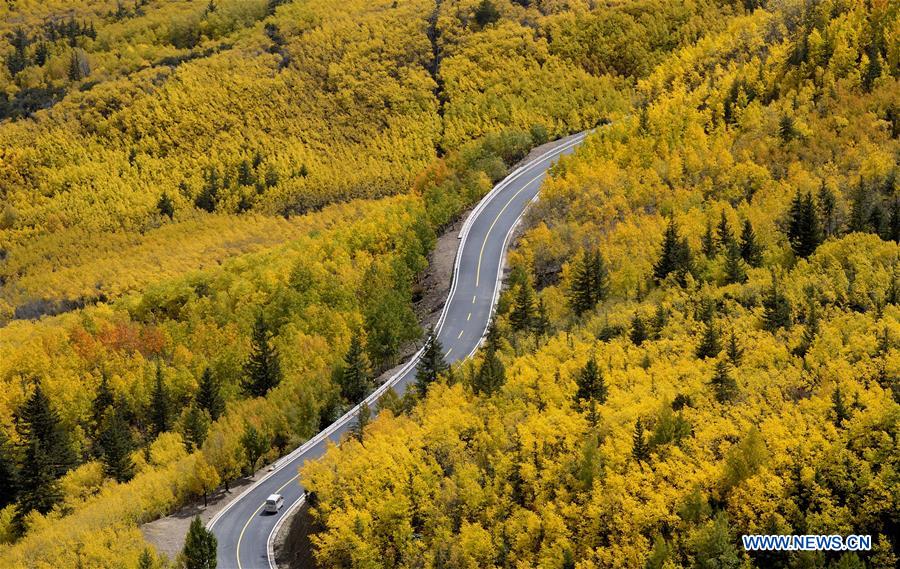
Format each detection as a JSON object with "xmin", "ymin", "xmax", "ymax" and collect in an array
[{"xmin": 264, "ymin": 494, "xmax": 284, "ymax": 514}]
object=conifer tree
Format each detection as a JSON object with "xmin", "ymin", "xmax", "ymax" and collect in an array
[
  {"xmin": 651, "ymin": 303, "xmax": 668, "ymax": 339},
  {"xmin": 0, "ymin": 430, "xmax": 18, "ymax": 508},
  {"xmin": 762, "ymin": 272, "xmax": 792, "ymax": 331},
  {"xmin": 150, "ymin": 363, "xmax": 172, "ymax": 437},
  {"xmin": 416, "ymin": 327, "xmax": 447, "ymax": 397},
  {"xmin": 242, "ymin": 314, "xmax": 282, "ymax": 398},
  {"xmin": 723, "ymin": 242, "xmax": 748, "ymax": 284},
  {"xmin": 196, "ymin": 367, "xmax": 225, "ymax": 421},
  {"xmin": 787, "ymin": 191, "xmax": 823, "ymax": 258},
  {"xmin": 240, "ymin": 423, "xmax": 267, "ymax": 472},
  {"xmin": 473, "ymin": 323, "xmax": 505, "ymax": 396},
  {"xmin": 726, "ymin": 328, "xmax": 744, "ymax": 367},
  {"xmin": 92, "ymin": 372, "xmax": 115, "ymax": 433},
  {"xmin": 630, "ymin": 314, "xmax": 647, "ymax": 346},
  {"xmin": 701, "ymin": 218, "xmax": 717, "ymax": 258},
  {"xmin": 157, "ymin": 192, "xmax": 175, "ymax": 219},
  {"xmin": 16, "ymin": 381, "xmax": 75, "ymax": 482},
  {"xmin": 569, "ymin": 249, "xmax": 609, "ymax": 316},
  {"xmin": 181, "ymin": 516, "xmax": 217, "ymax": 569},
  {"xmin": 716, "ymin": 210, "xmax": 733, "ymax": 249},
  {"xmin": 98, "ymin": 407, "xmax": 135, "ymax": 483},
  {"xmin": 474, "ymin": 0, "xmax": 500, "ymax": 28},
  {"xmin": 739, "ymin": 219, "xmax": 763, "ymax": 267},
  {"xmin": 653, "ymin": 218, "xmax": 693, "ymax": 285},
  {"xmin": 632, "ymin": 418, "xmax": 649, "ymax": 462},
  {"xmin": 337, "ymin": 331, "xmax": 372, "ymax": 404},
  {"xmin": 574, "ymin": 356, "xmax": 607, "ymax": 406},
  {"xmin": 831, "ymin": 386, "xmax": 849, "ymax": 426},
  {"xmin": 351, "ymin": 403, "xmax": 370, "ymax": 442},
  {"xmin": 533, "ymin": 298, "xmax": 551, "ymax": 337},
  {"xmin": 182, "ymin": 404, "xmax": 210, "ymax": 452},
  {"xmin": 137, "ymin": 548, "xmax": 155, "ymax": 569},
  {"xmin": 887, "ymin": 198, "xmax": 900, "ymax": 243},
  {"xmin": 710, "ymin": 360, "xmax": 738, "ymax": 403},
  {"xmin": 510, "ymin": 280, "xmax": 535, "ymax": 332},
  {"xmin": 696, "ymin": 319, "xmax": 721, "ymax": 359},
  {"xmin": 794, "ymin": 290, "xmax": 820, "ymax": 357},
  {"xmin": 818, "ymin": 183, "xmax": 837, "ymax": 237}
]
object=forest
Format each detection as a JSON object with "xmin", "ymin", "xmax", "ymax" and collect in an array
[
  {"xmin": 302, "ymin": 0, "xmax": 900, "ymax": 568},
  {"xmin": 3, "ymin": 0, "xmax": 892, "ymax": 567}
]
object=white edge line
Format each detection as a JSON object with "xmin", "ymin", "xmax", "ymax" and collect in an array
[
  {"xmin": 266, "ymin": 495, "xmax": 305, "ymax": 569},
  {"xmin": 204, "ymin": 132, "xmax": 589, "ymax": 565}
]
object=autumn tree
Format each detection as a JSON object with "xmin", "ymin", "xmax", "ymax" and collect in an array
[
  {"xmin": 196, "ymin": 368, "xmax": 225, "ymax": 421},
  {"xmin": 181, "ymin": 516, "xmax": 217, "ymax": 569},
  {"xmin": 337, "ymin": 331, "xmax": 372, "ymax": 404},
  {"xmin": 415, "ymin": 327, "xmax": 447, "ymax": 397},
  {"xmin": 242, "ymin": 314, "xmax": 282, "ymax": 398}
]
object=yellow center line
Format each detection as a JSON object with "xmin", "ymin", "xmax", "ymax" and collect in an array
[
  {"xmin": 235, "ymin": 473, "xmax": 302, "ymax": 569},
  {"xmin": 475, "ymin": 171, "xmax": 545, "ymax": 287}
]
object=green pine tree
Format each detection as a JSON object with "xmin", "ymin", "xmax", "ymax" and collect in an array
[
  {"xmin": 240, "ymin": 423, "xmax": 268, "ymax": 472},
  {"xmin": 150, "ymin": 363, "xmax": 172, "ymax": 437},
  {"xmin": 351, "ymin": 402, "xmax": 371, "ymax": 442},
  {"xmin": 818, "ymin": 183, "xmax": 837, "ymax": 237},
  {"xmin": 794, "ymin": 290, "xmax": 820, "ymax": 357},
  {"xmin": 473, "ymin": 323, "xmax": 505, "ymax": 396},
  {"xmin": 181, "ymin": 516, "xmax": 217, "ymax": 569},
  {"xmin": 787, "ymin": 190, "xmax": 823, "ymax": 258},
  {"xmin": 92, "ymin": 372, "xmax": 115, "ymax": 439},
  {"xmin": 533, "ymin": 297, "xmax": 551, "ymax": 337},
  {"xmin": 632, "ymin": 418, "xmax": 649, "ymax": 462},
  {"xmin": 726, "ymin": 328, "xmax": 744, "ymax": 367},
  {"xmin": 182, "ymin": 404, "xmax": 210, "ymax": 452},
  {"xmin": 337, "ymin": 331, "xmax": 372, "ymax": 404},
  {"xmin": 574, "ymin": 356, "xmax": 607, "ymax": 407},
  {"xmin": 716, "ymin": 210, "xmax": 734, "ymax": 249},
  {"xmin": 137, "ymin": 548, "xmax": 156, "ymax": 569},
  {"xmin": 710, "ymin": 360, "xmax": 738, "ymax": 403},
  {"xmin": 156, "ymin": 192, "xmax": 175, "ymax": 219},
  {"xmin": 651, "ymin": 303, "xmax": 668, "ymax": 339},
  {"xmin": 831, "ymin": 386, "xmax": 850, "ymax": 427},
  {"xmin": 739, "ymin": 219, "xmax": 763, "ymax": 267},
  {"xmin": 241, "ymin": 314, "xmax": 282, "ymax": 398},
  {"xmin": 0, "ymin": 430, "xmax": 18, "ymax": 508},
  {"xmin": 696, "ymin": 319, "xmax": 721, "ymax": 359},
  {"xmin": 722, "ymin": 242, "xmax": 748, "ymax": 284},
  {"xmin": 569, "ymin": 250, "xmax": 595, "ymax": 316},
  {"xmin": 701, "ymin": 218, "xmax": 718, "ymax": 258},
  {"xmin": 16, "ymin": 380, "xmax": 75, "ymax": 482},
  {"xmin": 474, "ymin": 0, "xmax": 500, "ymax": 28},
  {"xmin": 510, "ymin": 280, "xmax": 536, "ymax": 332},
  {"xmin": 762, "ymin": 272, "xmax": 792, "ymax": 331},
  {"xmin": 415, "ymin": 326, "xmax": 447, "ymax": 397},
  {"xmin": 589, "ymin": 250, "xmax": 610, "ymax": 305},
  {"xmin": 196, "ymin": 367, "xmax": 225, "ymax": 421},
  {"xmin": 630, "ymin": 314, "xmax": 648, "ymax": 346},
  {"xmin": 98, "ymin": 407, "xmax": 135, "ymax": 483},
  {"xmin": 653, "ymin": 218, "xmax": 693, "ymax": 285}
]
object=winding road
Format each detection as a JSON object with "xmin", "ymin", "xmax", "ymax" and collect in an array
[{"xmin": 207, "ymin": 131, "xmax": 588, "ymax": 569}]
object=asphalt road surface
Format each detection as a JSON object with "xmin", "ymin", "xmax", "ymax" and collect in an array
[{"xmin": 208, "ymin": 131, "xmax": 588, "ymax": 569}]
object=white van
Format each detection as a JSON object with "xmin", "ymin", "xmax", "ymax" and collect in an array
[{"xmin": 264, "ymin": 494, "xmax": 284, "ymax": 514}]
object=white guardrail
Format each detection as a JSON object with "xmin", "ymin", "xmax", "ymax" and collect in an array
[{"xmin": 205, "ymin": 131, "xmax": 589, "ymax": 569}]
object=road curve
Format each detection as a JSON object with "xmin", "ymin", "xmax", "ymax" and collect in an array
[{"xmin": 208, "ymin": 131, "xmax": 588, "ymax": 569}]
